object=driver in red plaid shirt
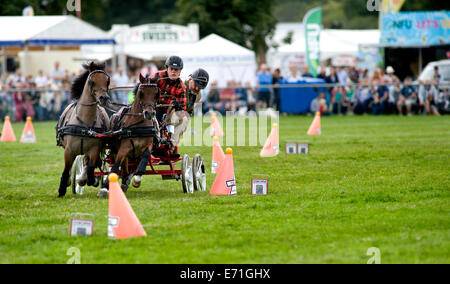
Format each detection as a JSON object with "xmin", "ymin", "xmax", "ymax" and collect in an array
[{"xmin": 148, "ymin": 56, "xmax": 187, "ymax": 150}]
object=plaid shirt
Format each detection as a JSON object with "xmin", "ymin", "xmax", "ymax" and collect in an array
[{"xmin": 150, "ymin": 70, "xmax": 186, "ymax": 111}]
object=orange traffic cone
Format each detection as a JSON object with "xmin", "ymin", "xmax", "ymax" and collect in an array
[
  {"xmin": 260, "ymin": 123, "xmax": 279, "ymax": 157},
  {"xmin": 1, "ymin": 116, "xmax": 17, "ymax": 142},
  {"xmin": 108, "ymin": 174, "xmax": 147, "ymax": 239},
  {"xmin": 210, "ymin": 148, "xmax": 237, "ymax": 195},
  {"xmin": 212, "ymin": 136, "xmax": 225, "ymax": 174},
  {"xmin": 20, "ymin": 117, "xmax": 36, "ymax": 143},
  {"xmin": 307, "ymin": 112, "xmax": 321, "ymax": 136},
  {"xmin": 210, "ymin": 112, "xmax": 224, "ymax": 137}
]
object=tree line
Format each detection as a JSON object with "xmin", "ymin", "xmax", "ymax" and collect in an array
[{"xmin": 0, "ymin": 0, "xmax": 447, "ymax": 64}]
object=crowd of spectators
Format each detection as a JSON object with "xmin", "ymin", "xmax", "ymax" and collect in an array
[
  {"xmin": 200, "ymin": 64, "xmax": 285, "ymax": 115},
  {"xmin": 0, "ymin": 62, "xmax": 74, "ymax": 122},
  {"xmin": 0, "ymin": 62, "xmax": 145, "ymax": 122},
  {"xmin": 1, "ymin": 61, "xmax": 449, "ymax": 122},
  {"xmin": 201, "ymin": 80, "xmax": 257, "ymax": 115},
  {"xmin": 310, "ymin": 65, "xmax": 449, "ymax": 116},
  {"xmin": 201, "ymin": 64, "xmax": 449, "ymax": 116}
]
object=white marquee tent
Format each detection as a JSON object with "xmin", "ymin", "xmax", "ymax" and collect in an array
[
  {"xmin": 82, "ymin": 33, "xmax": 257, "ymax": 87},
  {"xmin": 267, "ymin": 29, "xmax": 380, "ymax": 75},
  {"xmin": 80, "ymin": 42, "xmax": 191, "ymax": 62},
  {"xmin": 0, "ymin": 15, "xmax": 115, "ymax": 46},
  {"xmin": 274, "ymin": 29, "xmax": 380, "ymax": 56},
  {"xmin": 178, "ymin": 34, "xmax": 257, "ymax": 87},
  {"xmin": 0, "ymin": 15, "xmax": 115, "ymax": 77}
]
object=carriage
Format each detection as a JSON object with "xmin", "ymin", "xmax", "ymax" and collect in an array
[
  {"xmin": 58, "ymin": 70, "xmax": 206, "ymax": 197},
  {"xmin": 56, "ymin": 63, "xmax": 207, "ymax": 198},
  {"xmin": 71, "ymin": 125, "xmax": 207, "ymax": 196}
]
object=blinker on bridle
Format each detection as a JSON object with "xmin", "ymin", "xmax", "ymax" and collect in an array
[
  {"xmin": 138, "ymin": 83, "xmax": 160, "ymax": 109},
  {"xmin": 123, "ymin": 83, "xmax": 159, "ymax": 119},
  {"xmin": 88, "ymin": 70, "xmax": 111, "ymax": 97}
]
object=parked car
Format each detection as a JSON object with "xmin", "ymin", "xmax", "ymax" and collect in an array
[{"xmin": 417, "ymin": 59, "xmax": 450, "ymax": 85}]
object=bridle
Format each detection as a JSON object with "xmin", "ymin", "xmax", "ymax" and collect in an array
[
  {"xmin": 124, "ymin": 83, "xmax": 159, "ymax": 120},
  {"xmin": 80, "ymin": 70, "xmax": 111, "ymax": 107},
  {"xmin": 139, "ymin": 83, "xmax": 159, "ymax": 108}
]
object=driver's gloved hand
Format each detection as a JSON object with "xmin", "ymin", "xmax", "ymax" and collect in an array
[{"xmin": 172, "ymin": 100, "xmax": 183, "ymax": 111}]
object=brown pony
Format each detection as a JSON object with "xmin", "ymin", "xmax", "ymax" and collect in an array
[
  {"xmin": 56, "ymin": 62, "xmax": 111, "ymax": 197},
  {"xmin": 102, "ymin": 73, "xmax": 160, "ymax": 193}
]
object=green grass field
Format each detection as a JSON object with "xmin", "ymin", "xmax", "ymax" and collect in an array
[{"xmin": 0, "ymin": 115, "xmax": 449, "ymax": 264}]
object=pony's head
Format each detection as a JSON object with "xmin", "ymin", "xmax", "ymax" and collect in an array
[
  {"xmin": 133, "ymin": 73, "xmax": 160, "ymax": 120},
  {"xmin": 87, "ymin": 69, "xmax": 111, "ymax": 107},
  {"xmin": 72, "ymin": 61, "xmax": 111, "ymax": 107}
]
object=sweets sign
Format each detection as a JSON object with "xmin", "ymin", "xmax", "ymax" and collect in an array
[{"xmin": 126, "ymin": 24, "xmax": 199, "ymax": 43}]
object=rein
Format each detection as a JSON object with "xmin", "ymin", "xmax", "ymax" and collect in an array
[
  {"xmin": 107, "ymin": 83, "xmax": 180, "ymax": 115},
  {"xmin": 79, "ymin": 101, "xmax": 98, "ymax": 107}
]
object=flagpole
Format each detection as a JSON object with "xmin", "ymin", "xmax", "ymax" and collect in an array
[{"xmin": 77, "ymin": 0, "xmax": 82, "ymax": 19}]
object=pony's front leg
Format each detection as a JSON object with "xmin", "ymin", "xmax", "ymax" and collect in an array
[
  {"xmin": 132, "ymin": 148, "xmax": 151, "ymax": 188},
  {"xmin": 102, "ymin": 143, "xmax": 127, "ymax": 191},
  {"xmin": 121, "ymin": 158, "xmax": 131, "ymax": 193},
  {"xmin": 86, "ymin": 146, "xmax": 101, "ymax": 187},
  {"xmin": 96, "ymin": 156, "xmax": 118, "ymax": 198},
  {"xmin": 58, "ymin": 148, "xmax": 76, "ymax": 198},
  {"xmin": 77, "ymin": 156, "xmax": 88, "ymax": 187},
  {"xmin": 97, "ymin": 154, "xmax": 121, "ymax": 198}
]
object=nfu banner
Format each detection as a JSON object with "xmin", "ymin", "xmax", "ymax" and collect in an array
[
  {"xmin": 303, "ymin": 7, "xmax": 322, "ymax": 77},
  {"xmin": 381, "ymin": 11, "xmax": 450, "ymax": 46}
]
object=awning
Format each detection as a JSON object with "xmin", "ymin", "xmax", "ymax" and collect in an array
[
  {"xmin": 80, "ymin": 42, "xmax": 192, "ymax": 61},
  {"xmin": 0, "ymin": 15, "xmax": 115, "ymax": 46}
]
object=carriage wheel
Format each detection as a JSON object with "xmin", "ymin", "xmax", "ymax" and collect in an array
[
  {"xmin": 72, "ymin": 155, "xmax": 85, "ymax": 195},
  {"xmin": 192, "ymin": 154, "xmax": 206, "ymax": 192},
  {"xmin": 181, "ymin": 154, "xmax": 194, "ymax": 194}
]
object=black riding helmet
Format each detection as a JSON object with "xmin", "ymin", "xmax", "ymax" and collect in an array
[
  {"xmin": 165, "ymin": 56, "xmax": 183, "ymax": 70},
  {"xmin": 191, "ymin": 68, "xmax": 209, "ymax": 89}
]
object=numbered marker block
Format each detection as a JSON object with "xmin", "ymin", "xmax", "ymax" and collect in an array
[
  {"xmin": 285, "ymin": 142, "xmax": 309, "ymax": 155},
  {"xmin": 298, "ymin": 144, "xmax": 309, "ymax": 154},
  {"xmin": 251, "ymin": 178, "xmax": 268, "ymax": 195},
  {"xmin": 285, "ymin": 143, "xmax": 297, "ymax": 155},
  {"xmin": 70, "ymin": 214, "xmax": 94, "ymax": 237}
]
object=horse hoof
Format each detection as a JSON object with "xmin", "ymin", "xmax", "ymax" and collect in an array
[
  {"xmin": 78, "ymin": 180, "xmax": 87, "ymax": 187},
  {"xmin": 67, "ymin": 179, "xmax": 71, "ymax": 187},
  {"xmin": 121, "ymin": 184, "xmax": 128, "ymax": 193},
  {"xmin": 132, "ymin": 176, "xmax": 142, "ymax": 188},
  {"xmin": 57, "ymin": 194, "xmax": 65, "ymax": 198},
  {"xmin": 93, "ymin": 177, "xmax": 100, "ymax": 188},
  {"xmin": 97, "ymin": 188, "xmax": 108, "ymax": 198}
]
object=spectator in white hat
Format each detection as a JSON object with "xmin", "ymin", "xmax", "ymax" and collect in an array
[
  {"xmin": 385, "ymin": 66, "xmax": 400, "ymax": 113},
  {"xmin": 385, "ymin": 66, "xmax": 399, "ymax": 84}
]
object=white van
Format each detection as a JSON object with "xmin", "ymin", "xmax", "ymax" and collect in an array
[{"xmin": 418, "ymin": 59, "xmax": 450, "ymax": 84}]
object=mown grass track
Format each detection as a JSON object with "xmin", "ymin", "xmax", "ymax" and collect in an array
[{"xmin": 0, "ymin": 115, "xmax": 449, "ymax": 263}]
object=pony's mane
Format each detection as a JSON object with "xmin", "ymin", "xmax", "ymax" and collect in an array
[
  {"xmin": 132, "ymin": 82, "xmax": 159, "ymax": 105},
  {"xmin": 71, "ymin": 62, "xmax": 105, "ymax": 100},
  {"xmin": 132, "ymin": 83, "xmax": 140, "ymax": 100}
]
